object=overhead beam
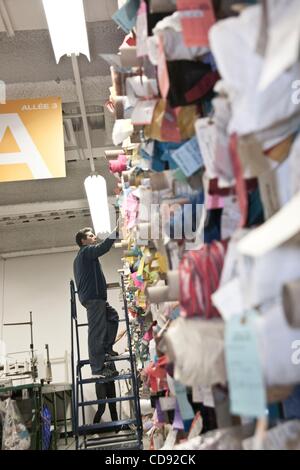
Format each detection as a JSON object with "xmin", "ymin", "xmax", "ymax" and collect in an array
[
  {"xmin": 6, "ymin": 76, "xmax": 112, "ymax": 103},
  {"xmin": 0, "ymin": 0, "xmax": 14, "ymax": 37},
  {"xmin": 1, "ymin": 246, "xmax": 78, "ymax": 259},
  {"xmin": 0, "ymin": 196, "xmax": 116, "ymax": 218}
]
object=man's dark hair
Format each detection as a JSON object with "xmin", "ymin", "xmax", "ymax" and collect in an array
[{"xmin": 75, "ymin": 227, "xmax": 94, "ymax": 247}]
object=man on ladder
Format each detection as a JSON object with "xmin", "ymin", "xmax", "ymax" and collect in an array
[{"xmin": 73, "ymin": 226, "xmax": 119, "ymax": 379}]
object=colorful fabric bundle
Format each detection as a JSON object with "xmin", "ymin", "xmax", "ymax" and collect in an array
[
  {"xmin": 144, "ymin": 356, "xmax": 169, "ymax": 393},
  {"xmin": 109, "ymin": 154, "xmax": 128, "ymax": 173},
  {"xmin": 144, "ymin": 100, "xmax": 198, "ymax": 142},
  {"xmin": 167, "ymin": 60, "xmax": 219, "ymax": 107},
  {"xmin": 179, "ymin": 240, "xmax": 228, "ymax": 318}
]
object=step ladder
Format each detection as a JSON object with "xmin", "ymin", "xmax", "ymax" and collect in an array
[{"xmin": 70, "ymin": 274, "xmax": 143, "ymax": 450}]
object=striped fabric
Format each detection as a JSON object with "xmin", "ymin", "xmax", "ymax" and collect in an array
[{"xmin": 179, "ymin": 240, "xmax": 228, "ymax": 318}]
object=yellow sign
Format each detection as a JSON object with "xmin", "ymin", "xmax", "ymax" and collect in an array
[{"xmin": 0, "ymin": 97, "xmax": 66, "ymax": 182}]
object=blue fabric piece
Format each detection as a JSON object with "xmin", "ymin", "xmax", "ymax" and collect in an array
[
  {"xmin": 283, "ymin": 385, "xmax": 300, "ymax": 419},
  {"xmin": 112, "ymin": 0, "xmax": 140, "ymax": 33},
  {"xmin": 267, "ymin": 403, "xmax": 282, "ymax": 422},
  {"xmin": 152, "ymin": 140, "xmax": 187, "ymax": 172},
  {"xmin": 204, "ymin": 209, "xmax": 222, "ymax": 243},
  {"xmin": 170, "ymin": 306, "xmax": 181, "ymax": 320},
  {"xmin": 168, "ymin": 191, "xmax": 204, "ymax": 239},
  {"xmin": 140, "ymin": 147, "xmax": 152, "ymax": 161},
  {"xmin": 201, "ymin": 99, "xmax": 214, "ymax": 116},
  {"xmin": 202, "ymin": 52, "xmax": 218, "ymax": 72},
  {"xmin": 247, "ymin": 188, "xmax": 265, "ymax": 227}
]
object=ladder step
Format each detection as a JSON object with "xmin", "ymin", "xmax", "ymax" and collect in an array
[
  {"xmin": 77, "ymin": 419, "xmax": 136, "ymax": 435},
  {"xmin": 78, "ymin": 395, "xmax": 135, "ymax": 406},
  {"xmin": 86, "ymin": 441, "xmax": 142, "ymax": 450},
  {"xmin": 85, "ymin": 433, "xmax": 137, "ymax": 446},
  {"xmin": 78, "ymin": 354, "xmax": 133, "ymax": 367},
  {"xmin": 104, "ymin": 353, "xmax": 133, "ymax": 362},
  {"xmin": 78, "ymin": 373, "xmax": 132, "ymax": 385},
  {"xmin": 80, "ymin": 429, "xmax": 136, "ymax": 441}
]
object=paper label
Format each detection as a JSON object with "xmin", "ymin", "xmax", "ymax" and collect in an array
[
  {"xmin": 170, "ymin": 136, "xmax": 203, "ymax": 177},
  {"xmin": 202, "ymin": 387, "xmax": 214, "ymax": 408},
  {"xmin": 225, "ymin": 310, "xmax": 267, "ymax": 418},
  {"xmin": 195, "ymin": 118, "xmax": 216, "ymax": 177},
  {"xmin": 131, "ymin": 99, "xmax": 158, "ymax": 125},
  {"xmin": 177, "ymin": 0, "xmax": 216, "ymax": 47},
  {"xmin": 192, "ymin": 385, "xmax": 204, "ymax": 403},
  {"xmin": 112, "ymin": 0, "xmax": 140, "ymax": 33}
]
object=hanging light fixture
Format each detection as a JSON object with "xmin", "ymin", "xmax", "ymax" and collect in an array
[
  {"xmin": 43, "ymin": 0, "xmax": 112, "ymax": 238},
  {"xmin": 84, "ymin": 174, "xmax": 112, "ymax": 238},
  {"xmin": 42, "ymin": 0, "xmax": 90, "ymax": 63}
]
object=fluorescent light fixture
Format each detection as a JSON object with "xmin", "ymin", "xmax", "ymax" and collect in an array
[
  {"xmin": 42, "ymin": 0, "xmax": 90, "ymax": 63},
  {"xmin": 84, "ymin": 175, "xmax": 112, "ymax": 238}
]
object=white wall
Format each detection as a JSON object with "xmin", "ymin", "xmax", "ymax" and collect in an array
[{"xmin": 0, "ymin": 247, "xmax": 130, "ymax": 424}]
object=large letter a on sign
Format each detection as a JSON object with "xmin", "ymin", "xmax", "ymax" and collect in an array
[{"xmin": 0, "ymin": 114, "xmax": 51, "ymax": 179}]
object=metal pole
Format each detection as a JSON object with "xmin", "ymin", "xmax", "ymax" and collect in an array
[
  {"xmin": 71, "ymin": 53, "xmax": 95, "ymax": 174},
  {"xmin": 70, "ymin": 280, "xmax": 78, "ymax": 449},
  {"xmin": 0, "ymin": 0, "xmax": 15, "ymax": 37},
  {"xmin": 29, "ymin": 311, "xmax": 36, "ymax": 382}
]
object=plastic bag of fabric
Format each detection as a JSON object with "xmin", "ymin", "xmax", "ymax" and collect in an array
[{"xmin": 0, "ymin": 398, "xmax": 31, "ymax": 450}]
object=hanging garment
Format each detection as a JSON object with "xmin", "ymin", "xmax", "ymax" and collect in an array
[{"xmin": 166, "ymin": 60, "xmax": 219, "ymax": 107}]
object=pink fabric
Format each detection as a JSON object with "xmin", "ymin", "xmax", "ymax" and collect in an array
[
  {"xmin": 143, "ymin": 328, "xmax": 153, "ymax": 342},
  {"xmin": 131, "ymin": 272, "xmax": 144, "ymax": 288},
  {"xmin": 123, "ymin": 192, "xmax": 139, "ymax": 230},
  {"xmin": 109, "ymin": 154, "xmax": 127, "ymax": 173}
]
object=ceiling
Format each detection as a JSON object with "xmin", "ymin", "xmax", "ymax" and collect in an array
[{"xmin": 0, "ymin": 0, "xmax": 125, "ymax": 257}]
